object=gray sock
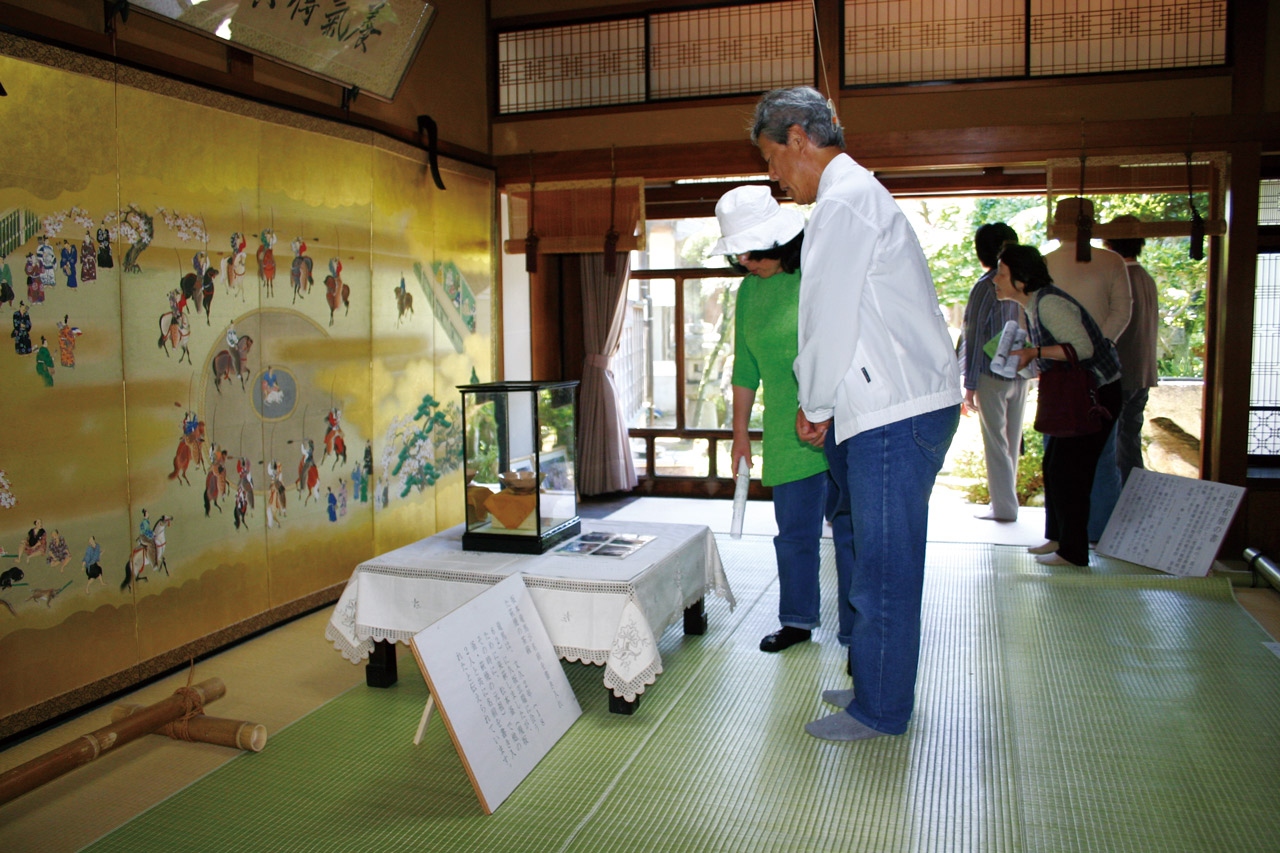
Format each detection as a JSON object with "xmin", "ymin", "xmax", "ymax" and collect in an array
[
  {"xmin": 803, "ymin": 711, "xmax": 891, "ymax": 742},
  {"xmin": 822, "ymin": 688, "xmax": 855, "ymax": 708}
]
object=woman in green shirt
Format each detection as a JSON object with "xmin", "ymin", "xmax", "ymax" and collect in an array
[{"xmin": 712, "ymin": 186, "xmax": 831, "ymax": 653}]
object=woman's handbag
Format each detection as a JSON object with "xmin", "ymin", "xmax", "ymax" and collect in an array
[{"xmin": 1033, "ymin": 343, "xmax": 1112, "ymax": 438}]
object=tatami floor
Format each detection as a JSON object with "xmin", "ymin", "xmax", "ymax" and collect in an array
[{"xmin": 1, "ymin": 492, "xmax": 1277, "ymax": 852}]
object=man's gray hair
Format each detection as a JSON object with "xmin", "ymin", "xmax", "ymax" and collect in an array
[{"xmin": 751, "ymin": 87, "xmax": 845, "ymax": 149}]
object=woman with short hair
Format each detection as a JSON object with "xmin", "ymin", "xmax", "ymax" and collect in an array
[{"xmin": 994, "ymin": 244, "xmax": 1122, "ymax": 567}]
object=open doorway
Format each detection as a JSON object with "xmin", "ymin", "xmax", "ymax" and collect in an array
[{"xmin": 616, "ymin": 189, "xmax": 1209, "ymax": 503}]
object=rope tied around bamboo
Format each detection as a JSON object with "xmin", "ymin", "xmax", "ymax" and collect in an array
[
  {"xmin": 0, "ymin": 678, "xmax": 230, "ymax": 807},
  {"xmin": 169, "ymin": 685, "xmax": 208, "ymax": 742}
]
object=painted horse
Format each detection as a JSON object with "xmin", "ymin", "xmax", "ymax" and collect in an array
[
  {"xmin": 121, "ymin": 515, "xmax": 172, "ymax": 591},
  {"xmin": 324, "ymin": 259, "xmax": 350, "ymax": 326},
  {"xmin": 204, "ymin": 457, "xmax": 227, "ymax": 516},
  {"xmin": 323, "ymin": 430, "xmax": 347, "ymax": 469},
  {"xmin": 266, "ymin": 467, "xmax": 287, "ymax": 528},
  {"xmin": 395, "ymin": 280, "xmax": 414, "ymax": 325},
  {"xmin": 297, "ymin": 453, "xmax": 319, "ymax": 505},
  {"xmin": 168, "ymin": 421, "xmax": 206, "ymax": 485},
  {"xmin": 212, "ymin": 335, "xmax": 254, "ymax": 393},
  {"xmin": 290, "ymin": 238, "xmax": 313, "ymax": 304},
  {"xmin": 157, "ymin": 309, "xmax": 192, "ymax": 363},
  {"xmin": 257, "ymin": 230, "xmax": 277, "ymax": 297},
  {"xmin": 221, "ymin": 253, "xmax": 247, "ymax": 304}
]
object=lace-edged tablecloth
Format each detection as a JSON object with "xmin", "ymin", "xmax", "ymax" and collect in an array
[{"xmin": 325, "ymin": 520, "xmax": 733, "ymax": 700}]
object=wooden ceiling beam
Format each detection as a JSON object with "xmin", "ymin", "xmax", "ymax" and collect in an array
[{"xmin": 496, "ymin": 113, "xmax": 1280, "ymax": 187}]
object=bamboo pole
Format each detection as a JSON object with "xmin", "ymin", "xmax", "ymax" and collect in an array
[
  {"xmin": 0, "ymin": 678, "xmax": 225, "ymax": 806},
  {"xmin": 110, "ymin": 703, "xmax": 267, "ymax": 752}
]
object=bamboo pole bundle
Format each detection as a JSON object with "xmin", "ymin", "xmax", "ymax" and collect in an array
[
  {"xmin": 110, "ymin": 703, "xmax": 267, "ymax": 752},
  {"xmin": 0, "ymin": 677, "xmax": 225, "ymax": 806}
]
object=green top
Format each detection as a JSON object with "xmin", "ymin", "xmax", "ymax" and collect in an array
[{"xmin": 731, "ymin": 270, "xmax": 829, "ymax": 487}]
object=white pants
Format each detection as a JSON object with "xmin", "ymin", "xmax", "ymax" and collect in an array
[{"xmin": 976, "ymin": 371, "xmax": 1028, "ymax": 520}]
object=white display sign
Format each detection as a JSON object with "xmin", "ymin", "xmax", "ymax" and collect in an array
[
  {"xmin": 1096, "ymin": 469, "xmax": 1245, "ymax": 577},
  {"xmin": 409, "ymin": 573, "xmax": 581, "ymax": 814}
]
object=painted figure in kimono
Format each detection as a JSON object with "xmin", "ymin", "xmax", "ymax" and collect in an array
[
  {"xmin": 350, "ymin": 463, "xmax": 363, "ymax": 506},
  {"xmin": 362, "ymin": 440, "xmax": 373, "ymax": 503},
  {"xmin": 46, "ymin": 529, "xmax": 70, "ymax": 570},
  {"xmin": 60, "ymin": 240, "xmax": 78, "ymax": 289},
  {"xmin": 35, "ymin": 336, "xmax": 55, "ymax": 386},
  {"xmin": 81, "ymin": 232, "xmax": 97, "ymax": 285},
  {"xmin": 261, "ymin": 364, "xmax": 283, "ymax": 405},
  {"xmin": 338, "ymin": 477, "xmax": 347, "ymax": 517},
  {"xmin": 137, "ymin": 508, "xmax": 159, "ymax": 569},
  {"xmin": 96, "ymin": 227, "xmax": 113, "ymax": 268},
  {"xmin": 12, "ymin": 301, "xmax": 32, "ymax": 354},
  {"xmin": 57, "ymin": 315, "xmax": 82, "ymax": 368},
  {"xmin": 84, "ymin": 535, "xmax": 104, "ymax": 591},
  {"xmin": 0, "ymin": 254, "xmax": 13, "ymax": 308},
  {"xmin": 25, "ymin": 252, "xmax": 44, "ymax": 304},
  {"xmin": 21, "ymin": 520, "xmax": 46, "ymax": 563},
  {"xmin": 36, "ymin": 236, "xmax": 56, "ymax": 291},
  {"xmin": 326, "ymin": 486, "xmax": 337, "ymax": 522},
  {"xmin": 256, "ymin": 229, "xmax": 277, "ymax": 296}
]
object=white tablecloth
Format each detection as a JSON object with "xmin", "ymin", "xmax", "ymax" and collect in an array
[{"xmin": 325, "ymin": 520, "xmax": 734, "ymax": 700}]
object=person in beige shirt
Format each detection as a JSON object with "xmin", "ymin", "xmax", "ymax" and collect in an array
[{"xmin": 1042, "ymin": 197, "xmax": 1131, "ymax": 542}]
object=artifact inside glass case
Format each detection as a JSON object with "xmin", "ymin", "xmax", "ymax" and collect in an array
[{"xmin": 459, "ymin": 381, "xmax": 580, "ymax": 554}]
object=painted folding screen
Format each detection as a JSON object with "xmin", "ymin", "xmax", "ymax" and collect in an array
[{"xmin": 0, "ymin": 38, "xmax": 494, "ymax": 733}]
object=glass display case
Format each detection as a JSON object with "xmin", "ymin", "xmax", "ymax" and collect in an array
[{"xmin": 458, "ymin": 380, "xmax": 580, "ymax": 554}]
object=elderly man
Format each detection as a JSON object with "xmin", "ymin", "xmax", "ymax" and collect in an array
[{"xmin": 751, "ymin": 87, "xmax": 962, "ymax": 741}]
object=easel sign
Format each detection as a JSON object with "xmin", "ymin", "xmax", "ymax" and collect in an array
[
  {"xmin": 408, "ymin": 573, "xmax": 581, "ymax": 814},
  {"xmin": 1096, "ymin": 469, "xmax": 1245, "ymax": 577}
]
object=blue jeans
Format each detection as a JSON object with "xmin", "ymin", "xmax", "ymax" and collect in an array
[
  {"xmin": 771, "ymin": 471, "xmax": 830, "ymax": 629},
  {"xmin": 825, "ymin": 404, "xmax": 959, "ymax": 735},
  {"xmin": 1086, "ymin": 425, "xmax": 1121, "ymax": 542},
  {"xmin": 1115, "ymin": 387, "xmax": 1149, "ymax": 485}
]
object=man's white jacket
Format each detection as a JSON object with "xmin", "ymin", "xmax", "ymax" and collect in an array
[{"xmin": 795, "ymin": 154, "xmax": 962, "ymax": 445}]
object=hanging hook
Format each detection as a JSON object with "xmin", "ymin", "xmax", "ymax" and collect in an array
[
  {"xmin": 1186, "ymin": 113, "xmax": 1205, "ymax": 261},
  {"xmin": 524, "ymin": 151, "xmax": 539, "ymax": 274},
  {"xmin": 604, "ymin": 145, "xmax": 620, "ymax": 275},
  {"xmin": 1075, "ymin": 118, "xmax": 1091, "ymax": 262}
]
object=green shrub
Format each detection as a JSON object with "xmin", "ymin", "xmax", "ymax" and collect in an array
[{"xmin": 954, "ymin": 429, "xmax": 1045, "ymax": 506}]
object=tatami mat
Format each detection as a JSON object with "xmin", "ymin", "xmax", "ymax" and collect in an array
[{"xmin": 58, "ymin": 539, "xmax": 1280, "ymax": 853}]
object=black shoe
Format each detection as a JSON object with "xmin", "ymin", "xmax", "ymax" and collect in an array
[{"xmin": 759, "ymin": 627, "xmax": 811, "ymax": 652}]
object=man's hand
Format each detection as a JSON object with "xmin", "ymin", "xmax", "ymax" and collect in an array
[
  {"xmin": 962, "ymin": 388, "xmax": 978, "ymax": 416},
  {"xmin": 796, "ymin": 408, "xmax": 831, "ymax": 448}
]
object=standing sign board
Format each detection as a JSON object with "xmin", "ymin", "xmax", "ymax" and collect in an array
[
  {"xmin": 409, "ymin": 573, "xmax": 581, "ymax": 814},
  {"xmin": 1096, "ymin": 469, "xmax": 1245, "ymax": 577}
]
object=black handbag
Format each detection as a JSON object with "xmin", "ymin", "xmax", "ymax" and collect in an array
[{"xmin": 1033, "ymin": 343, "xmax": 1112, "ymax": 438}]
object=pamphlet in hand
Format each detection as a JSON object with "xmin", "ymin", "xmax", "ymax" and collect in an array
[{"xmin": 553, "ymin": 532, "xmax": 656, "ymax": 558}]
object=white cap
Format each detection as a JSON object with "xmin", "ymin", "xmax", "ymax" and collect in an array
[{"xmin": 709, "ymin": 185, "xmax": 804, "ymax": 256}]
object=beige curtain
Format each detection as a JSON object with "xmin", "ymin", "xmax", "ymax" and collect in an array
[{"xmin": 577, "ymin": 253, "xmax": 637, "ymax": 495}]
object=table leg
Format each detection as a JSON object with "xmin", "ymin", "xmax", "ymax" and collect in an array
[
  {"xmin": 366, "ymin": 639, "xmax": 399, "ymax": 687},
  {"xmin": 608, "ymin": 691, "xmax": 641, "ymax": 715},
  {"xmin": 683, "ymin": 597, "xmax": 707, "ymax": 635}
]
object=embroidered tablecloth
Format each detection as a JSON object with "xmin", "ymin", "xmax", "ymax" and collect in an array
[{"xmin": 325, "ymin": 520, "xmax": 733, "ymax": 701}]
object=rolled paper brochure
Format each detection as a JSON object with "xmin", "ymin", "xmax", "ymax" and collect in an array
[
  {"xmin": 989, "ymin": 320, "xmax": 1028, "ymax": 379},
  {"xmin": 730, "ymin": 457, "xmax": 749, "ymax": 540}
]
